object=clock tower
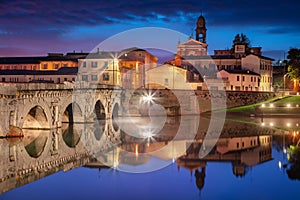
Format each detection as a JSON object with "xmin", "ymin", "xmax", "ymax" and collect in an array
[{"xmin": 195, "ymin": 13, "xmax": 207, "ymax": 43}]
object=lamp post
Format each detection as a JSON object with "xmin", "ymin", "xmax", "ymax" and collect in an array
[{"xmin": 283, "ymin": 74, "xmax": 287, "ymax": 93}]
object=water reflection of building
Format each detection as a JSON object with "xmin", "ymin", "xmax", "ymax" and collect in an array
[{"xmin": 176, "ymin": 135, "xmax": 272, "ymax": 189}]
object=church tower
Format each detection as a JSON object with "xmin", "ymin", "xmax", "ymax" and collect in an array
[{"xmin": 195, "ymin": 13, "xmax": 207, "ymax": 43}]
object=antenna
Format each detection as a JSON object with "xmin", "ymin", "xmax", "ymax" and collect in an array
[
  {"xmin": 200, "ymin": 0, "xmax": 204, "ymax": 15},
  {"xmin": 200, "ymin": 0, "xmax": 202, "ymax": 15}
]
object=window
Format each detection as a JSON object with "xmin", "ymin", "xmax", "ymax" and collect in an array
[
  {"xmin": 13, "ymin": 66, "xmax": 17, "ymax": 70},
  {"xmin": 55, "ymin": 64, "xmax": 59, "ymax": 69},
  {"xmin": 91, "ymin": 74, "xmax": 98, "ymax": 81},
  {"xmin": 164, "ymin": 78, "xmax": 169, "ymax": 86},
  {"xmin": 82, "ymin": 75, "xmax": 88, "ymax": 81},
  {"xmin": 254, "ymin": 77, "xmax": 256, "ymax": 82},
  {"xmin": 43, "ymin": 64, "xmax": 47, "ymax": 69},
  {"xmin": 251, "ymin": 77, "xmax": 253, "ymax": 82},
  {"xmin": 103, "ymin": 61, "xmax": 108, "ymax": 68},
  {"xmin": 210, "ymin": 86, "xmax": 218, "ymax": 91},
  {"xmin": 64, "ymin": 77, "xmax": 67, "ymax": 81},
  {"xmin": 2, "ymin": 78, "xmax": 5, "ymax": 82},
  {"xmin": 103, "ymin": 73, "xmax": 109, "ymax": 81},
  {"xmin": 63, "ymin": 64, "xmax": 67, "ymax": 67},
  {"xmin": 6, "ymin": 66, "xmax": 9, "ymax": 70},
  {"xmin": 237, "ymin": 76, "xmax": 240, "ymax": 81},
  {"xmin": 242, "ymin": 76, "xmax": 245, "ymax": 81},
  {"xmin": 82, "ymin": 61, "xmax": 86, "ymax": 68},
  {"xmin": 237, "ymin": 143, "xmax": 239, "ymax": 148},
  {"xmin": 91, "ymin": 61, "xmax": 98, "ymax": 68},
  {"xmin": 57, "ymin": 78, "xmax": 60, "ymax": 83},
  {"xmin": 23, "ymin": 66, "xmax": 27, "ymax": 70}
]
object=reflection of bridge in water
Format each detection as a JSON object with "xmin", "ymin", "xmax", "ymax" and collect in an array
[
  {"xmin": 0, "ymin": 115, "xmax": 277, "ymax": 194},
  {"xmin": 0, "ymin": 117, "xmax": 122, "ymax": 194}
]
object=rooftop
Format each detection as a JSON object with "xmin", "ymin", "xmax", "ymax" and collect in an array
[{"xmin": 0, "ymin": 67, "xmax": 78, "ymax": 75}]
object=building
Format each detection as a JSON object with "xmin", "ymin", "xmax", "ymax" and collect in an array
[
  {"xmin": 78, "ymin": 48, "xmax": 157, "ymax": 88},
  {"xmin": 174, "ymin": 13, "xmax": 274, "ymax": 91},
  {"xmin": 0, "ymin": 67, "xmax": 77, "ymax": 83},
  {"xmin": 146, "ymin": 63, "xmax": 202, "ymax": 90},
  {"xmin": 217, "ymin": 69, "xmax": 260, "ymax": 91},
  {"xmin": 0, "ymin": 53, "xmax": 79, "ymax": 71},
  {"xmin": 0, "ymin": 53, "xmax": 82, "ymax": 83}
]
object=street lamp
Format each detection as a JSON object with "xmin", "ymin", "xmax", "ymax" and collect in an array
[{"xmin": 283, "ymin": 74, "xmax": 288, "ymax": 93}]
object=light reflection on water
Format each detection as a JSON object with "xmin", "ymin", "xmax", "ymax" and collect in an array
[{"xmin": 1, "ymin": 115, "xmax": 300, "ymax": 200}]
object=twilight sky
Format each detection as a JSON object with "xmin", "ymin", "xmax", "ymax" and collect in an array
[{"xmin": 0, "ymin": 0, "xmax": 300, "ymax": 60}]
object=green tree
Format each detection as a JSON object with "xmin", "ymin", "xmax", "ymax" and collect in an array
[
  {"xmin": 286, "ymin": 48, "xmax": 300, "ymax": 91},
  {"xmin": 231, "ymin": 33, "xmax": 251, "ymax": 54},
  {"xmin": 232, "ymin": 34, "xmax": 241, "ymax": 46},
  {"xmin": 240, "ymin": 33, "xmax": 251, "ymax": 47}
]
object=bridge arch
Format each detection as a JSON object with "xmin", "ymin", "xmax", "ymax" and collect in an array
[
  {"xmin": 93, "ymin": 99, "xmax": 107, "ymax": 140},
  {"xmin": 112, "ymin": 102, "xmax": 120, "ymax": 132},
  {"xmin": 23, "ymin": 129, "xmax": 50, "ymax": 158},
  {"xmin": 20, "ymin": 104, "xmax": 51, "ymax": 130},
  {"xmin": 62, "ymin": 124, "xmax": 81, "ymax": 148},
  {"xmin": 62, "ymin": 102, "xmax": 83, "ymax": 124},
  {"xmin": 94, "ymin": 100, "xmax": 106, "ymax": 120}
]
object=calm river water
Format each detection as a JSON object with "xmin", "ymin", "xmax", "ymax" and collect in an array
[{"xmin": 1, "ymin": 115, "xmax": 300, "ymax": 200}]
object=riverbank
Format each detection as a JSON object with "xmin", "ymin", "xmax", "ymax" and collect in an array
[{"xmin": 224, "ymin": 95, "xmax": 300, "ymax": 117}]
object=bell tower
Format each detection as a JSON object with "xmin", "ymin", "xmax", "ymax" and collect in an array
[{"xmin": 195, "ymin": 12, "xmax": 207, "ymax": 43}]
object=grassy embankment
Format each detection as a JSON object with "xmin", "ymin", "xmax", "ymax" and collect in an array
[{"xmin": 224, "ymin": 96, "xmax": 300, "ymax": 116}]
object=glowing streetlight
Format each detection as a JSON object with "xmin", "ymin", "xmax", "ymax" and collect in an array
[
  {"xmin": 143, "ymin": 94, "xmax": 153, "ymax": 102},
  {"xmin": 269, "ymin": 103, "xmax": 274, "ymax": 108},
  {"xmin": 287, "ymin": 104, "xmax": 291, "ymax": 108},
  {"xmin": 283, "ymin": 74, "xmax": 287, "ymax": 92},
  {"xmin": 261, "ymin": 104, "xmax": 266, "ymax": 108},
  {"xmin": 269, "ymin": 122, "xmax": 274, "ymax": 126}
]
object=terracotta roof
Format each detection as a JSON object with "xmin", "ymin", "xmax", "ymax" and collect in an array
[{"xmin": 221, "ymin": 69, "xmax": 260, "ymax": 76}]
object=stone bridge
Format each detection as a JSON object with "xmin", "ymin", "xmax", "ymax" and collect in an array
[{"xmin": 0, "ymin": 83, "xmax": 123, "ymax": 137}]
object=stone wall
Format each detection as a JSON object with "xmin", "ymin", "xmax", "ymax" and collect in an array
[{"xmin": 123, "ymin": 89, "xmax": 278, "ymax": 115}]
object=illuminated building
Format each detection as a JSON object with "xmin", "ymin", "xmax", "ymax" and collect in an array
[
  {"xmin": 174, "ymin": 13, "xmax": 274, "ymax": 91},
  {"xmin": 78, "ymin": 48, "xmax": 157, "ymax": 88},
  {"xmin": 0, "ymin": 53, "xmax": 82, "ymax": 83}
]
